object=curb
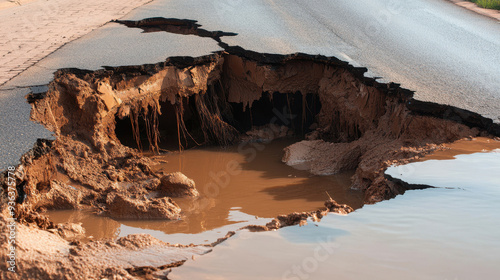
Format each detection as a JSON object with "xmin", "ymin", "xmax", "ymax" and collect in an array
[{"xmin": 447, "ymin": 0, "xmax": 500, "ymax": 21}]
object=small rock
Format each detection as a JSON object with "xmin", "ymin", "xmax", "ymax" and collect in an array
[
  {"xmin": 158, "ymin": 172, "xmax": 199, "ymax": 197},
  {"xmin": 57, "ymin": 223, "xmax": 86, "ymax": 240},
  {"xmin": 107, "ymin": 194, "xmax": 181, "ymax": 220}
]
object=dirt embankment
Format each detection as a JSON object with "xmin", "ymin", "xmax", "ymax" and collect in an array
[
  {"xmin": 25, "ymin": 51, "xmax": 490, "ymax": 208},
  {"xmin": 1, "ymin": 19, "xmax": 499, "ymax": 278}
]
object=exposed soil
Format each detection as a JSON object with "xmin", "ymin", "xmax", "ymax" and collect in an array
[
  {"xmin": 1, "ymin": 17, "xmax": 499, "ymax": 279},
  {"xmin": 243, "ymin": 198, "xmax": 354, "ymax": 232},
  {"xmin": 0, "ymin": 203, "xmax": 231, "ymax": 279}
]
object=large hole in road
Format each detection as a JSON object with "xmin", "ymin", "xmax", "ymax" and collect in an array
[
  {"xmin": 23, "ymin": 49, "xmax": 496, "ymax": 223},
  {"xmin": 10, "ymin": 17, "xmax": 497, "ymax": 245}
]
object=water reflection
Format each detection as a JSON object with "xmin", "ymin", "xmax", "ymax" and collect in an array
[
  {"xmin": 47, "ymin": 139, "xmax": 362, "ymax": 243},
  {"xmin": 152, "ymin": 139, "xmax": 363, "ymax": 233},
  {"xmin": 46, "ymin": 210, "xmax": 121, "ymax": 240}
]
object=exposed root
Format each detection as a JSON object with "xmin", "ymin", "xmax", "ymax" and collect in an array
[
  {"xmin": 174, "ymin": 100, "xmax": 188, "ymax": 151},
  {"xmin": 130, "ymin": 107, "xmax": 144, "ymax": 151},
  {"xmin": 129, "ymin": 96, "xmax": 161, "ymax": 153},
  {"xmin": 194, "ymin": 92, "xmax": 239, "ymax": 146}
]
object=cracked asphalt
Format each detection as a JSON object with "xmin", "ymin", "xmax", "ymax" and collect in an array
[{"xmin": 1, "ymin": 0, "xmax": 499, "ymax": 170}]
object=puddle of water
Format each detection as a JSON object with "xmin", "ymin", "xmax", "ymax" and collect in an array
[
  {"xmin": 153, "ymin": 139, "xmax": 363, "ymax": 224},
  {"xmin": 419, "ymin": 137, "xmax": 500, "ymax": 161},
  {"xmin": 169, "ymin": 143, "xmax": 500, "ymax": 279},
  {"xmin": 46, "ymin": 209, "xmax": 121, "ymax": 241},
  {"xmin": 47, "ymin": 139, "xmax": 363, "ymax": 244}
]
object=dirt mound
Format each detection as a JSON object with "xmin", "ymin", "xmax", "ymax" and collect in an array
[
  {"xmin": 158, "ymin": 172, "xmax": 199, "ymax": 197},
  {"xmin": 0, "ymin": 207, "xmax": 210, "ymax": 280},
  {"xmin": 283, "ymin": 140, "xmax": 360, "ymax": 175},
  {"xmin": 107, "ymin": 194, "xmax": 181, "ymax": 220},
  {"xmin": 51, "ymin": 222, "xmax": 86, "ymax": 240}
]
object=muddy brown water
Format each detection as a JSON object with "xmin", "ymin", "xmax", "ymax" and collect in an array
[
  {"xmin": 419, "ymin": 136, "xmax": 500, "ymax": 161},
  {"xmin": 47, "ymin": 139, "xmax": 363, "ymax": 243}
]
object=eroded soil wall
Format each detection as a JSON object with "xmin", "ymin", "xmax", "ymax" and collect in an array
[{"xmin": 11, "ymin": 50, "xmax": 492, "ymax": 220}]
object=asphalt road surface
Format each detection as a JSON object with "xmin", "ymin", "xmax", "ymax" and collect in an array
[
  {"xmin": 130, "ymin": 0, "xmax": 500, "ymax": 121},
  {"xmin": 1, "ymin": 0, "xmax": 499, "ymax": 169}
]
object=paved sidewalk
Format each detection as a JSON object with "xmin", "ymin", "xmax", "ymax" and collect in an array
[{"xmin": 0, "ymin": 0, "xmax": 152, "ymax": 86}]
